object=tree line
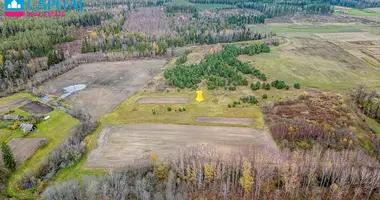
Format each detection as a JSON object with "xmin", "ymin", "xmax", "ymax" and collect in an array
[
  {"xmin": 82, "ymin": 8, "xmax": 272, "ymax": 55},
  {"xmin": 42, "ymin": 145, "xmax": 380, "ymax": 200},
  {"xmin": 0, "ymin": 12, "xmax": 109, "ymax": 94}
]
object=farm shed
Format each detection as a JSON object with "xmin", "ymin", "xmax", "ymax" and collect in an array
[{"xmin": 20, "ymin": 123, "xmax": 37, "ymax": 133}]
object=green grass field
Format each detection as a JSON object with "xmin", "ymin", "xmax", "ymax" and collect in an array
[
  {"xmin": 0, "ymin": 93, "xmax": 79, "ymax": 198},
  {"xmin": 335, "ymin": 7, "xmax": 380, "ymax": 17},
  {"xmin": 239, "ymin": 44, "xmax": 380, "ymax": 90},
  {"xmin": 248, "ymin": 24, "xmax": 362, "ymax": 34}
]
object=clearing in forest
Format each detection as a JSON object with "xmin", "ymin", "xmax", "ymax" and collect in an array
[
  {"xmin": 41, "ymin": 60, "xmax": 166, "ymax": 117},
  {"xmin": 85, "ymin": 124, "xmax": 275, "ymax": 169},
  {"xmin": 0, "ymin": 138, "xmax": 47, "ymax": 167}
]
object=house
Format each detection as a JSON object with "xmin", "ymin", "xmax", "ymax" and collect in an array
[{"xmin": 20, "ymin": 123, "xmax": 37, "ymax": 133}]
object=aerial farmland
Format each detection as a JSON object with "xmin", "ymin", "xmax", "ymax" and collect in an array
[{"xmin": 1, "ymin": 0, "xmax": 380, "ymax": 199}]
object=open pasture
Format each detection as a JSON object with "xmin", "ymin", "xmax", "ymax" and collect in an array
[
  {"xmin": 239, "ymin": 35, "xmax": 380, "ymax": 90},
  {"xmin": 85, "ymin": 124, "xmax": 275, "ymax": 169},
  {"xmin": 42, "ymin": 60, "xmax": 166, "ymax": 117}
]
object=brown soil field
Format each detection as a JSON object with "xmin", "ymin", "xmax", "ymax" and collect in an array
[
  {"xmin": 42, "ymin": 60, "xmax": 166, "ymax": 117},
  {"xmin": 85, "ymin": 124, "xmax": 276, "ymax": 169},
  {"xmin": 0, "ymin": 138, "xmax": 47, "ymax": 167},
  {"xmin": 20, "ymin": 101, "xmax": 53, "ymax": 114},
  {"xmin": 195, "ymin": 117, "xmax": 254, "ymax": 125},
  {"xmin": 136, "ymin": 97, "xmax": 191, "ymax": 104}
]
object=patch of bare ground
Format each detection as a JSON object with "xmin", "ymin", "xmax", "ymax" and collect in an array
[
  {"xmin": 123, "ymin": 7, "xmax": 170, "ymax": 37},
  {"xmin": 0, "ymin": 138, "xmax": 47, "ymax": 167},
  {"xmin": 0, "ymin": 98, "xmax": 30, "ymax": 113},
  {"xmin": 56, "ymin": 26, "xmax": 97, "ymax": 56},
  {"xmin": 85, "ymin": 124, "xmax": 276, "ymax": 169},
  {"xmin": 265, "ymin": 15, "xmax": 293, "ymax": 23},
  {"xmin": 41, "ymin": 60, "xmax": 166, "ymax": 117},
  {"xmin": 286, "ymin": 37, "xmax": 365, "ymax": 69},
  {"xmin": 20, "ymin": 101, "xmax": 53, "ymax": 114},
  {"xmin": 195, "ymin": 117, "xmax": 254, "ymax": 125},
  {"xmin": 136, "ymin": 97, "xmax": 191, "ymax": 104}
]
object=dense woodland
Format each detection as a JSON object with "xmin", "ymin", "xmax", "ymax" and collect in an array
[
  {"xmin": 164, "ymin": 44, "xmax": 270, "ymax": 90},
  {"xmin": 0, "ymin": 12, "xmax": 109, "ymax": 94},
  {"xmin": 82, "ymin": 7, "xmax": 271, "ymax": 55}
]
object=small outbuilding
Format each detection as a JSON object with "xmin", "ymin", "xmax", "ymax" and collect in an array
[{"xmin": 20, "ymin": 123, "xmax": 37, "ymax": 134}]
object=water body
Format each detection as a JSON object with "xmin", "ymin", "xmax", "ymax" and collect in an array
[{"xmin": 60, "ymin": 84, "xmax": 87, "ymax": 99}]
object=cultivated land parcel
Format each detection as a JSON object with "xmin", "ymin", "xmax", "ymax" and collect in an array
[{"xmin": 2, "ymin": 2, "xmax": 380, "ymax": 199}]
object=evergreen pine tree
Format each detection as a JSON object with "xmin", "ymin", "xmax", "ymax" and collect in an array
[{"xmin": 1, "ymin": 142, "xmax": 16, "ymax": 172}]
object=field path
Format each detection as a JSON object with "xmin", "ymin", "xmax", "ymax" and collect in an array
[
  {"xmin": 136, "ymin": 97, "xmax": 191, "ymax": 104},
  {"xmin": 85, "ymin": 124, "xmax": 277, "ymax": 169},
  {"xmin": 0, "ymin": 98, "xmax": 30, "ymax": 113},
  {"xmin": 195, "ymin": 116, "xmax": 254, "ymax": 125}
]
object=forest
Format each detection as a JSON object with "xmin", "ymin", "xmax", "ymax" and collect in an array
[
  {"xmin": 42, "ymin": 145, "xmax": 380, "ymax": 200},
  {"xmin": 81, "ymin": 7, "xmax": 270, "ymax": 56},
  {"xmin": 163, "ymin": 44, "xmax": 270, "ymax": 90},
  {"xmin": 0, "ymin": 12, "xmax": 109, "ymax": 95}
]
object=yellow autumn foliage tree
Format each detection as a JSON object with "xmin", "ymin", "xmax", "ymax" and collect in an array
[
  {"xmin": 185, "ymin": 167, "xmax": 196, "ymax": 181},
  {"xmin": 91, "ymin": 32, "xmax": 97, "ymax": 38},
  {"xmin": 152, "ymin": 41, "xmax": 159, "ymax": 52},
  {"xmin": 204, "ymin": 163, "xmax": 215, "ymax": 183},
  {"xmin": 239, "ymin": 161, "xmax": 254, "ymax": 193}
]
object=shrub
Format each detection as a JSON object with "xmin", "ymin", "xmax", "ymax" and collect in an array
[
  {"xmin": 262, "ymin": 94, "xmax": 268, "ymax": 99},
  {"xmin": 182, "ymin": 108, "xmax": 186, "ymax": 111},
  {"xmin": 250, "ymin": 82, "xmax": 261, "ymax": 90},
  {"xmin": 262, "ymin": 83, "xmax": 271, "ymax": 90},
  {"xmin": 167, "ymin": 107, "xmax": 172, "ymax": 112},
  {"xmin": 228, "ymin": 85, "xmax": 236, "ymax": 91},
  {"xmin": 39, "ymin": 140, "xmax": 48, "ymax": 148},
  {"xmin": 294, "ymin": 83, "xmax": 301, "ymax": 89},
  {"xmin": 152, "ymin": 109, "xmax": 157, "ymax": 115},
  {"xmin": 285, "ymin": 85, "xmax": 290, "ymax": 90},
  {"xmin": 240, "ymin": 96, "xmax": 258, "ymax": 104},
  {"xmin": 271, "ymin": 80, "xmax": 286, "ymax": 89},
  {"xmin": 179, "ymin": 108, "xmax": 182, "ymax": 112},
  {"xmin": 228, "ymin": 104, "xmax": 231, "ymax": 108},
  {"xmin": 175, "ymin": 54, "xmax": 188, "ymax": 65}
]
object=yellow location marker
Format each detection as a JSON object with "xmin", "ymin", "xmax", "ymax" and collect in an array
[{"xmin": 196, "ymin": 90, "xmax": 204, "ymax": 102}]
